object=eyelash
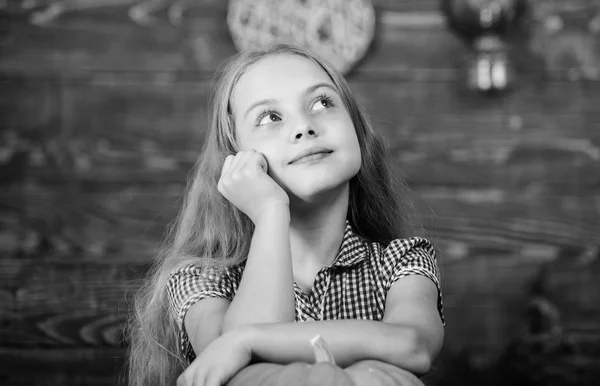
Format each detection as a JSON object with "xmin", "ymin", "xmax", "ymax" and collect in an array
[
  {"xmin": 314, "ymin": 93, "xmax": 334, "ymax": 109},
  {"xmin": 255, "ymin": 109, "xmax": 279, "ymax": 126},
  {"xmin": 254, "ymin": 94, "xmax": 335, "ymax": 126}
]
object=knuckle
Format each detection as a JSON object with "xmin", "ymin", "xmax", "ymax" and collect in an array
[{"xmin": 251, "ymin": 152, "xmax": 262, "ymax": 162}]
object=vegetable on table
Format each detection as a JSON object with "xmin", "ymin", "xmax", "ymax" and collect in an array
[{"xmin": 226, "ymin": 334, "xmax": 425, "ymax": 386}]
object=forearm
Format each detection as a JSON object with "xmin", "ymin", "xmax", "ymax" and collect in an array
[
  {"xmin": 223, "ymin": 206, "xmax": 295, "ymax": 331},
  {"xmin": 245, "ymin": 320, "xmax": 432, "ymax": 375}
]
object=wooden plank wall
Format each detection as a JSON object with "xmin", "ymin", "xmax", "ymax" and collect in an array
[{"xmin": 1, "ymin": 0, "xmax": 599, "ymax": 385}]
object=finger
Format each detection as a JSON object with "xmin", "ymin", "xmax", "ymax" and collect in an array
[
  {"xmin": 177, "ymin": 371, "xmax": 190, "ymax": 386},
  {"xmin": 229, "ymin": 151, "xmax": 247, "ymax": 170},
  {"xmin": 233, "ymin": 150, "xmax": 253, "ymax": 170},
  {"xmin": 204, "ymin": 370, "xmax": 222, "ymax": 386},
  {"xmin": 193, "ymin": 373, "xmax": 206, "ymax": 386},
  {"xmin": 250, "ymin": 151, "xmax": 268, "ymax": 173},
  {"xmin": 187, "ymin": 369, "xmax": 205, "ymax": 386},
  {"xmin": 221, "ymin": 155, "xmax": 234, "ymax": 176},
  {"xmin": 236, "ymin": 150, "xmax": 266, "ymax": 172}
]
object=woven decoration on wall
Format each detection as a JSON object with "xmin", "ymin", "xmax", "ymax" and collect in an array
[{"xmin": 226, "ymin": 0, "xmax": 376, "ymax": 74}]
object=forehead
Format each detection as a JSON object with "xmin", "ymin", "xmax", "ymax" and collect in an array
[{"xmin": 231, "ymin": 54, "xmax": 333, "ymax": 111}]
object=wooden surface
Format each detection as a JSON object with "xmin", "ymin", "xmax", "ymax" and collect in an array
[{"xmin": 1, "ymin": 0, "xmax": 600, "ymax": 385}]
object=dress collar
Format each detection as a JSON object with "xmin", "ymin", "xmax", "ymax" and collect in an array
[{"xmin": 329, "ymin": 221, "xmax": 369, "ymax": 268}]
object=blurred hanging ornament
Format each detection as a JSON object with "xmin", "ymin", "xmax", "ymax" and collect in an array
[
  {"xmin": 226, "ymin": 0, "xmax": 376, "ymax": 75},
  {"xmin": 527, "ymin": 7, "xmax": 600, "ymax": 82},
  {"xmin": 441, "ymin": 0, "xmax": 528, "ymax": 93}
]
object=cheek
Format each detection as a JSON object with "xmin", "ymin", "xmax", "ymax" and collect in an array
[
  {"xmin": 347, "ymin": 129, "xmax": 362, "ymax": 172},
  {"xmin": 235, "ymin": 133, "xmax": 251, "ymax": 152},
  {"xmin": 252, "ymin": 144, "xmax": 285, "ymax": 174},
  {"xmin": 237, "ymin": 132, "xmax": 277, "ymax": 156},
  {"xmin": 352, "ymin": 146, "xmax": 362, "ymax": 175},
  {"xmin": 345, "ymin": 125, "xmax": 361, "ymax": 156}
]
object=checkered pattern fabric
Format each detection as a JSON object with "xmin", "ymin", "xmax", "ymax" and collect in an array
[{"xmin": 166, "ymin": 221, "xmax": 444, "ymax": 363}]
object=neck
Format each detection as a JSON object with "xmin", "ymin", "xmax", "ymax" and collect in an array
[{"xmin": 288, "ymin": 184, "xmax": 349, "ymax": 269}]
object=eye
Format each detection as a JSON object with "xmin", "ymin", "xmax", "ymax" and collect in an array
[
  {"xmin": 311, "ymin": 94, "xmax": 334, "ymax": 112},
  {"xmin": 256, "ymin": 110, "xmax": 281, "ymax": 126}
]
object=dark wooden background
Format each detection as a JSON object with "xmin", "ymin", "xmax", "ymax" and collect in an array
[{"xmin": 1, "ymin": 0, "xmax": 599, "ymax": 385}]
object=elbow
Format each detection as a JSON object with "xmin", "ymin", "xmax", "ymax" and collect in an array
[
  {"xmin": 407, "ymin": 332, "xmax": 432, "ymax": 375},
  {"xmin": 408, "ymin": 324, "xmax": 444, "ymax": 375},
  {"xmin": 394, "ymin": 327, "xmax": 437, "ymax": 375},
  {"xmin": 411, "ymin": 347, "xmax": 432, "ymax": 375}
]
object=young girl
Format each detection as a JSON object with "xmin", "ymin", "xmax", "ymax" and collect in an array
[{"xmin": 127, "ymin": 44, "xmax": 444, "ymax": 386}]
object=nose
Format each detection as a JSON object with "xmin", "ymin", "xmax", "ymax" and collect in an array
[{"xmin": 291, "ymin": 117, "xmax": 319, "ymax": 141}]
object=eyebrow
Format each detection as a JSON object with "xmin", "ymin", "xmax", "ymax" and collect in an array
[{"xmin": 243, "ymin": 82, "xmax": 337, "ymax": 119}]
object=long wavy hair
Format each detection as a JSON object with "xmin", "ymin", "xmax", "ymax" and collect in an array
[{"xmin": 126, "ymin": 43, "xmax": 418, "ymax": 386}]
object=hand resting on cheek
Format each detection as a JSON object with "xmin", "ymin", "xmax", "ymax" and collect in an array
[{"xmin": 217, "ymin": 150, "xmax": 290, "ymax": 225}]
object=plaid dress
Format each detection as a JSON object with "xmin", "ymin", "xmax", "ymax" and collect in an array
[{"xmin": 167, "ymin": 222, "xmax": 444, "ymax": 363}]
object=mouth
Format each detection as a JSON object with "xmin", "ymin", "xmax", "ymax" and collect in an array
[{"xmin": 289, "ymin": 147, "xmax": 333, "ymax": 164}]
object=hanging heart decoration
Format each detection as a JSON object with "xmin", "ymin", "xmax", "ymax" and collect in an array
[{"xmin": 226, "ymin": 0, "xmax": 376, "ymax": 74}]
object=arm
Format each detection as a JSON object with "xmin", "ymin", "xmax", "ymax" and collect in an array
[
  {"xmin": 184, "ymin": 206, "xmax": 295, "ymax": 356},
  {"xmin": 222, "ymin": 205, "xmax": 295, "ymax": 332},
  {"xmin": 382, "ymin": 274, "xmax": 444, "ymax": 370},
  {"xmin": 243, "ymin": 275, "xmax": 443, "ymax": 375},
  {"xmin": 185, "ymin": 298, "xmax": 229, "ymax": 355},
  {"xmin": 216, "ymin": 150, "xmax": 296, "ymax": 333}
]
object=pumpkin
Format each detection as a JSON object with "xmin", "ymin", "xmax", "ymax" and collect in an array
[{"xmin": 227, "ymin": 335, "xmax": 424, "ymax": 386}]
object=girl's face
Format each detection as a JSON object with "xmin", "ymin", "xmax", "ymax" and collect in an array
[{"xmin": 229, "ymin": 54, "xmax": 361, "ymax": 202}]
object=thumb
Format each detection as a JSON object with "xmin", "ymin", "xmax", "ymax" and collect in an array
[{"xmin": 256, "ymin": 153, "xmax": 268, "ymax": 173}]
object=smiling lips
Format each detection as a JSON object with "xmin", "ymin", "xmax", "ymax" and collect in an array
[{"xmin": 289, "ymin": 147, "xmax": 333, "ymax": 164}]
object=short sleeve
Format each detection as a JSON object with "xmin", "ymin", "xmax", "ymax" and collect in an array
[
  {"xmin": 383, "ymin": 238, "xmax": 444, "ymax": 325},
  {"xmin": 166, "ymin": 263, "xmax": 243, "ymax": 361}
]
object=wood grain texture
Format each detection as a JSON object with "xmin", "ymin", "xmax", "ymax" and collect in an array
[
  {"xmin": 3, "ymin": 1, "xmax": 598, "ymax": 80},
  {"xmin": 0, "ymin": 347, "xmax": 127, "ymax": 385},
  {"xmin": 1, "ymin": 1, "xmax": 599, "ymax": 385},
  {"xmin": 0, "ymin": 258, "xmax": 146, "ymax": 348}
]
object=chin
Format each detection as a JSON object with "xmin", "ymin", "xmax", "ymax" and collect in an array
[{"xmin": 286, "ymin": 178, "xmax": 352, "ymax": 204}]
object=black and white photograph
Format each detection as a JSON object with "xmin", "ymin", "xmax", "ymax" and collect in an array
[{"xmin": 1, "ymin": 0, "xmax": 599, "ymax": 385}]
